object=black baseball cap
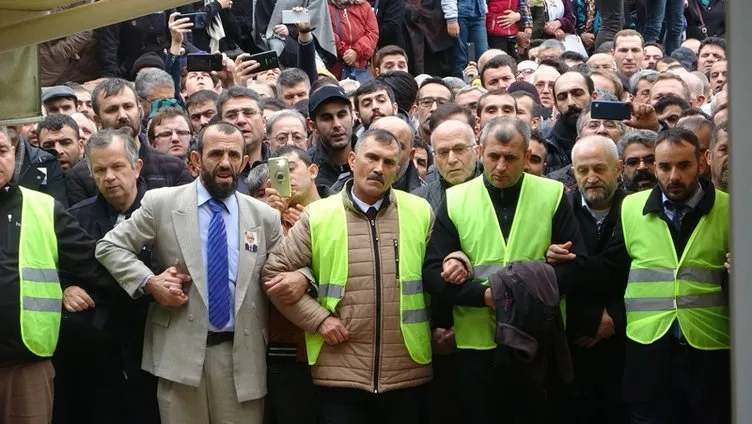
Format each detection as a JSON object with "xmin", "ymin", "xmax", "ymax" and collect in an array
[{"xmin": 308, "ymin": 85, "xmax": 350, "ymax": 118}]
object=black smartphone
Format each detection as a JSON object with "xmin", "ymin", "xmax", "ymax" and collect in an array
[
  {"xmin": 591, "ymin": 100, "xmax": 632, "ymax": 121},
  {"xmin": 178, "ymin": 12, "xmax": 207, "ymax": 30},
  {"xmin": 244, "ymin": 51, "xmax": 280, "ymax": 73},
  {"xmin": 186, "ymin": 53, "xmax": 223, "ymax": 72},
  {"xmin": 467, "ymin": 42, "xmax": 476, "ymax": 63}
]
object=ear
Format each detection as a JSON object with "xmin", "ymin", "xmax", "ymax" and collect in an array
[
  {"xmin": 531, "ymin": 116, "xmax": 541, "ymax": 129},
  {"xmin": 240, "ymin": 154, "xmax": 250, "ymax": 172},
  {"xmin": 696, "ymin": 95, "xmax": 706, "ymax": 107},
  {"xmin": 705, "ymin": 148, "xmax": 712, "ymax": 167},
  {"xmin": 347, "ymin": 150, "xmax": 357, "ymax": 170},
  {"xmin": 611, "ymin": 49, "xmax": 616, "ymax": 57},
  {"xmin": 190, "ymin": 149, "xmax": 202, "ymax": 171},
  {"xmin": 392, "ymin": 102, "xmax": 398, "ymax": 115},
  {"xmin": 134, "ymin": 158, "xmax": 144, "ymax": 177},
  {"xmin": 307, "ymin": 117, "xmax": 317, "ymax": 135},
  {"xmin": 410, "ymin": 104, "xmax": 418, "ymax": 117},
  {"xmin": 409, "ymin": 147, "xmax": 416, "ymax": 161},
  {"xmin": 77, "ymin": 139, "xmax": 85, "ymax": 157},
  {"xmin": 616, "ymin": 159, "xmax": 624, "ymax": 175},
  {"xmin": 591, "ymin": 91, "xmax": 599, "ymax": 100},
  {"xmin": 309, "ymin": 163, "xmax": 319, "ymax": 179},
  {"xmin": 93, "ymin": 113, "xmax": 102, "ymax": 128}
]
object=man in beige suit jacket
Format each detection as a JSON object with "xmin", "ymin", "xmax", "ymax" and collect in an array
[{"xmin": 96, "ymin": 122, "xmax": 284, "ymax": 423}]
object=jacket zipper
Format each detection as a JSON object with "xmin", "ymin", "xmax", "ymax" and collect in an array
[
  {"xmin": 344, "ymin": 9, "xmax": 354, "ymax": 64},
  {"xmin": 393, "ymin": 239, "xmax": 399, "ymax": 280},
  {"xmin": 367, "ymin": 212, "xmax": 382, "ymax": 393},
  {"xmin": 6, "ymin": 214, "xmax": 12, "ymax": 250}
]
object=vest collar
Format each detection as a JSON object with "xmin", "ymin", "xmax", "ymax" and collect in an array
[
  {"xmin": 643, "ymin": 177, "xmax": 716, "ymax": 217},
  {"xmin": 342, "ymin": 179, "xmax": 393, "ymax": 215},
  {"xmin": 483, "ymin": 172, "xmax": 524, "ymax": 203}
]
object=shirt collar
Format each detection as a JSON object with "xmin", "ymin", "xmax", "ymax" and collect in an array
[
  {"xmin": 197, "ymin": 179, "xmax": 236, "ymax": 210},
  {"xmin": 350, "ymin": 186, "xmax": 384, "ymax": 214},
  {"xmin": 581, "ymin": 193, "xmax": 610, "ymax": 222}
]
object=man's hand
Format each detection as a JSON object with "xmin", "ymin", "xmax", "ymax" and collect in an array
[
  {"xmin": 547, "ymin": 241, "xmax": 576, "ymax": 264},
  {"xmin": 233, "ymin": 54, "xmax": 261, "ymax": 87},
  {"xmin": 544, "ymin": 20, "xmax": 561, "ymax": 35},
  {"xmin": 725, "ymin": 252, "xmax": 731, "ymax": 271},
  {"xmin": 447, "ymin": 22, "xmax": 460, "ymax": 38},
  {"xmin": 580, "ymin": 32, "xmax": 595, "ymax": 48},
  {"xmin": 145, "ymin": 267, "xmax": 191, "ymax": 307},
  {"xmin": 265, "ymin": 187, "xmax": 292, "ymax": 215},
  {"xmin": 575, "ymin": 309, "xmax": 615, "ymax": 348},
  {"xmin": 273, "ymin": 24, "xmax": 290, "ymax": 38},
  {"xmin": 63, "ymin": 286, "xmax": 95, "ymax": 312},
  {"xmin": 484, "ymin": 288, "xmax": 495, "ymax": 309},
  {"xmin": 295, "ymin": 7, "xmax": 313, "ymax": 43},
  {"xmin": 282, "ymin": 204, "xmax": 306, "ymax": 226},
  {"xmin": 342, "ymin": 49, "xmax": 358, "ymax": 66},
  {"xmin": 168, "ymin": 12, "xmax": 193, "ymax": 55},
  {"xmin": 441, "ymin": 258, "xmax": 469, "ymax": 284},
  {"xmin": 432, "ymin": 328, "xmax": 456, "ymax": 355},
  {"xmin": 218, "ymin": 0, "xmax": 233, "ymax": 9},
  {"xmin": 214, "ymin": 54, "xmax": 236, "ymax": 88},
  {"xmin": 625, "ymin": 102, "xmax": 661, "ymax": 131},
  {"xmin": 264, "ymin": 271, "xmax": 309, "ymax": 305},
  {"xmin": 497, "ymin": 10, "xmax": 521, "ymax": 28},
  {"xmin": 318, "ymin": 316, "xmax": 349, "ymax": 345},
  {"xmin": 464, "ymin": 61, "xmax": 479, "ymax": 80},
  {"xmin": 517, "ymin": 28, "xmax": 532, "ymax": 48}
]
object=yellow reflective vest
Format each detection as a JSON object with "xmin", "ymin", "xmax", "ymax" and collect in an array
[
  {"xmin": 18, "ymin": 187, "xmax": 62, "ymax": 357},
  {"xmin": 305, "ymin": 191, "xmax": 433, "ymax": 365},
  {"xmin": 621, "ymin": 189, "xmax": 729, "ymax": 350},
  {"xmin": 446, "ymin": 175, "xmax": 563, "ymax": 350}
]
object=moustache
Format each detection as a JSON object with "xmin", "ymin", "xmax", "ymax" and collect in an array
[
  {"xmin": 634, "ymin": 169, "xmax": 657, "ymax": 182},
  {"xmin": 667, "ymin": 182, "xmax": 686, "ymax": 191},
  {"xmin": 564, "ymin": 106, "xmax": 583, "ymax": 119},
  {"xmin": 584, "ymin": 182, "xmax": 607, "ymax": 190},
  {"xmin": 367, "ymin": 174, "xmax": 385, "ymax": 184}
]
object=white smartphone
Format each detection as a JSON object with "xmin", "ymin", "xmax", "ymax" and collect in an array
[{"xmin": 282, "ymin": 9, "xmax": 310, "ymax": 25}]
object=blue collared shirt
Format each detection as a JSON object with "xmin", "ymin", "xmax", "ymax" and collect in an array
[
  {"xmin": 350, "ymin": 187, "xmax": 384, "ymax": 214},
  {"xmin": 197, "ymin": 181, "xmax": 239, "ymax": 332}
]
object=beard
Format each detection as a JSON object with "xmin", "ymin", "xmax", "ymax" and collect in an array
[
  {"xmin": 563, "ymin": 105, "xmax": 583, "ymax": 126},
  {"xmin": 578, "ymin": 181, "xmax": 616, "ymax": 208},
  {"xmin": 201, "ymin": 164, "xmax": 239, "ymax": 199},
  {"xmin": 395, "ymin": 160, "xmax": 410, "ymax": 182},
  {"xmin": 624, "ymin": 169, "xmax": 658, "ymax": 192}
]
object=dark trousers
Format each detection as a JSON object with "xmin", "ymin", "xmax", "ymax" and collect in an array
[
  {"xmin": 624, "ymin": 336, "xmax": 730, "ymax": 424},
  {"xmin": 568, "ymin": 337, "xmax": 627, "ymax": 424},
  {"xmin": 595, "ymin": 0, "xmax": 625, "ymax": 48},
  {"xmin": 423, "ymin": 353, "xmax": 462, "ymax": 424},
  {"xmin": 488, "ymin": 35, "xmax": 521, "ymax": 61},
  {"xmin": 265, "ymin": 359, "xmax": 318, "ymax": 424},
  {"xmin": 456, "ymin": 348, "xmax": 570, "ymax": 424},
  {"xmin": 318, "ymin": 385, "xmax": 425, "ymax": 424}
]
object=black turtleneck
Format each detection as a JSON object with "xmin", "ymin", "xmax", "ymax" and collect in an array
[
  {"xmin": 545, "ymin": 116, "xmax": 579, "ymax": 174},
  {"xmin": 423, "ymin": 173, "xmax": 587, "ymax": 310}
]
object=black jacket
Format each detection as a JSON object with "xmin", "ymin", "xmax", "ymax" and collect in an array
[
  {"xmin": 177, "ymin": 1, "xmax": 243, "ymax": 52},
  {"xmin": 422, "ymin": 174, "xmax": 587, "ymax": 325},
  {"xmin": 15, "ymin": 139, "xmax": 67, "ymax": 207},
  {"xmin": 545, "ymin": 117, "xmax": 578, "ymax": 175},
  {"xmin": 96, "ymin": 12, "xmax": 172, "ymax": 78},
  {"xmin": 0, "ymin": 184, "xmax": 113, "ymax": 366},
  {"xmin": 370, "ymin": 0, "xmax": 407, "ymax": 49},
  {"xmin": 412, "ymin": 163, "xmax": 482, "ymax": 211},
  {"xmin": 309, "ymin": 142, "xmax": 353, "ymax": 188},
  {"xmin": 392, "ymin": 160, "xmax": 424, "ymax": 192},
  {"xmin": 685, "ymin": 0, "xmax": 725, "ymax": 40},
  {"xmin": 65, "ymin": 135, "xmax": 194, "ymax": 206},
  {"xmin": 548, "ymin": 166, "xmax": 577, "ymax": 191},
  {"xmin": 594, "ymin": 179, "xmax": 727, "ymax": 402}
]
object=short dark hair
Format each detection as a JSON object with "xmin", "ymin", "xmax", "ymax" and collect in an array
[
  {"xmin": 355, "ymin": 128, "xmax": 400, "ymax": 153},
  {"xmin": 276, "ymin": 68, "xmax": 311, "ymax": 95},
  {"xmin": 554, "ymin": 71, "xmax": 595, "ymax": 98},
  {"xmin": 91, "ymin": 78, "xmax": 136, "ymax": 117},
  {"xmin": 561, "ymin": 51, "xmax": 587, "ymax": 64},
  {"xmin": 271, "ymin": 146, "xmax": 313, "ymax": 166},
  {"xmin": 479, "ymin": 116, "xmax": 530, "ymax": 149},
  {"xmin": 262, "ymin": 97, "xmax": 288, "ymax": 112},
  {"xmin": 711, "ymin": 120, "xmax": 728, "ymax": 149},
  {"xmin": 428, "ymin": 103, "xmax": 474, "ymax": 132},
  {"xmin": 568, "ymin": 63, "xmax": 592, "ymax": 76},
  {"xmin": 186, "ymin": 89, "xmax": 219, "ymax": 110},
  {"xmin": 591, "ymin": 70, "xmax": 624, "ymax": 99},
  {"xmin": 653, "ymin": 73, "xmax": 691, "ymax": 102},
  {"xmin": 480, "ymin": 55, "xmax": 519, "ymax": 86},
  {"xmin": 511, "ymin": 91, "xmax": 545, "ymax": 118},
  {"xmin": 657, "ymin": 57, "xmax": 680, "ymax": 68},
  {"xmin": 418, "ymin": 78, "xmax": 453, "ymax": 100},
  {"xmin": 147, "ymin": 106, "xmax": 192, "ymax": 143},
  {"xmin": 653, "ymin": 94, "xmax": 690, "ymax": 115},
  {"xmin": 530, "ymin": 128, "xmax": 546, "ymax": 146},
  {"xmin": 354, "ymin": 81, "xmax": 396, "ymax": 111},
  {"xmin": 538, "ymin": 58, "xmax": 569, "ymax": 75},
  {"xmin": 37, "ymin": 113, "xmax": 79, "ymax": 138},
  {"xmin": 644, "ymin": 42, "xmax": 665, "ymax": 54},
  {"xmin": 196, "ymin": 122, "xmax": 244, "ymax": 154},
  {"xmin": 310, "ymin": 76, "xmax": 339, "ymax": 94},
  {"xmin": 595, "ymin": 41, "xmax": 614, "ymax": 54},
  {"xmin": 679, "ymin": 107, "xmax": 712, "ymax": 120},
  {"xmin": 614, "ymin": 29, "xmax": 645, "ymax": 48},
  {"xmin": 376, "ymin": 71, "xmax": 419, "ymax": 112},
  {"xmin": 699, "ymin": 37, "xmax": 726, "ymax": 56},
  {"xmin": 477, "ymin": 89, "xmax": 516, "ymax": 117},
  {"xmin": 373, "ymin": 45, "xmax": 407, "ymax": 69},
  {"xmin": 217, "ymin": 87, "xmax": 262, "ymax": 117},
  {"xmin": 656, "ymin": 127, "xmax": 702, "ymax": 157}
]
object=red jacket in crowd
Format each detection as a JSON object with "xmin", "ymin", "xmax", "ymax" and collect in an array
[{"xmin": 328, "ymin": 0, "xmax": 380, "ymax": 74}]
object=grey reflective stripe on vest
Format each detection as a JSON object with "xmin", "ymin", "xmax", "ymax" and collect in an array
[
  {"xmin": 625, "ymin": 292, "xmax": 727, "ymax": 312},
  {"xmin": 22, "ymin": 268, "xmax": 60, "ymax": 283},
  {"xmin": 402, "ymin": 280, "xmax": 423, "ymax": 295},
  {"xmin": 318, "ymin": 284, "xmax": 344, "ymax": 299},
  {"xmin": 473, "ymin": 265, "xmax": 505, "ymax": 280},
  {"xmin": 403, "ymin": 308, "xmax": 429, "ymax": 324},
  {"xmin": 628, "ymin": 267, "xmax": 724, "ymax": 286},
  {"xmin": 23, "ymin": 297, "xmax": 62, "ymax": 313}
]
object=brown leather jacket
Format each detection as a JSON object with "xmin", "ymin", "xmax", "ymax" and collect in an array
[{"xmin": 262, "ymin": 187, "xmax": 434, "ymax": 393}]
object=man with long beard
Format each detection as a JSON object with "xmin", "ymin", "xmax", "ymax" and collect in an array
[
  {"xmin": 545, "ymin": 72, "xmax": 596, "ymax": 174},
  {"xmin": 97, "ymin": 122, "xmax": 287, "ymax": 423},
  {"xmin": 708, "ymin": 121, "xmax": 728, "ymax": 193},
  {"xmin": 617, "ymin": 130, "xmax": 659, "ymax": 192}
]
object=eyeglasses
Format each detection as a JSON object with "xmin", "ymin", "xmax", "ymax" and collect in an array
[
  {"xmin": 435, "ymin": 144, "xmax": 473, "ymax": 159},
  {"xmin": 624, "ymin": 155, "xmax": 656, "ymax": 167},
  {"xmin": 585, "ymin": 120, "xmax": 620, "ymax": 129},
  {"xmin": 155, "ymin": 129, "xmax": 192, "ymax": 139},
  {"xmin": 418, "ymin": 97, "xmax": 449, "ymax": 108},
  {"xmin": 224, "ymin": 108, "xmax": 261, "ymax": 120},
  {"xmin": 273, "ymin": 132, "xmax": 307, "ymax": 145}
]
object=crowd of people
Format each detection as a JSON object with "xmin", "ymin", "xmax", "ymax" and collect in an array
[{"xmin": 0, "ymin": 0, "xmax": 730, "ymax": 423}]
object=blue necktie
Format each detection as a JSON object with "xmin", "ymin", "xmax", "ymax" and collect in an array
[{"xmin": 207, "ymin": 199, "xmax": 231, "ymax": 329}]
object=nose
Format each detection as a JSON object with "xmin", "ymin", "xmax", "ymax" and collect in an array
[
  {"xmin": 171, "ymin": 131, "xmax": 181, "ymax": 144},
  {"xmin": 429, "ymin": 102, "xmax": 439, "ymax": 113},
  {"xmin": 200, "ymin": 116, "xmax": 211, "ymax": 127},
  {"xmin": 117, "ymin": 107, "xmax": 128, "ymax": 121},
  {"xmin": 104, "ymin": 167, "xmax": 117, "ymax": 181}
]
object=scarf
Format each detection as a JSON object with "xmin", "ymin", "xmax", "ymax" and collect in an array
[
  {"xmin": 584, "ymin": 0, "xmax": 596, "ymax": 34},
  {"xmin": 205, "ymin": 0, "xmax": 226, "ymax": 53}
]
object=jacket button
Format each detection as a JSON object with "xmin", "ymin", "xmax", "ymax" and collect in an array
[
  {"xmin": 187, "ymin": 313, "xmax": 194, "ymax": 321},
  {"xmin": 244, "ymin": 329, "xmax": 251, "ymax": 336}
]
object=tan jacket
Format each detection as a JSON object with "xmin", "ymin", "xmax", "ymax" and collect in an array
[{"xmin": 262, "ymin": 188, "xmax": 434, "ymax": 393}]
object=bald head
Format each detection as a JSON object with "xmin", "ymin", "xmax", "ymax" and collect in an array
[
  {"xmin": 587, "ymin": 53, "xmax": 617, "ymax": 72},
  {"xmin": 370, "ymin": 116, "xmax": 414, "ymax": 177},
  {"xmin": 478, "ymin": 49, "xmax": 507, "ymax": 70},
  {"xmin": 677, "ymin": 72, "xmax": 705, "ymax": 106},
  {"xmin": 431, "ymin": 120, "xmax": 476, "ymax": 148},
  {"xmin": 572, "ymin": 135, "xmax": 619, "ymax": 165}
]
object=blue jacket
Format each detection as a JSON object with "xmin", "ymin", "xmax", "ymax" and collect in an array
[{"xmin": 574, "ymin": 0, "xmax": 600, "ymax": 35}]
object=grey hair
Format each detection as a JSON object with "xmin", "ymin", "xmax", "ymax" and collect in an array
[
  {"xmin": 85, "ymin": 129, "xmax": 140, "ymax": 172},
  {"xmin": 616, "ymin": 130, "xmax": 658, "ymax": 159},
  {"xmin": 442, "ymin": 76, "xmax": 468, "ymax": 92},
  {"xmin": 354, "ymin": 128, "xmax": 401, "ymax": 154},
  {"xmin": 539, "ymin": 39, "xmax": 566, "ymax": 53},
  {"xmin": 265, "ymin": 109, "xmax": 307, "ymax": 137},
  {"xmin": 691, "ymin": 71, "xmax": 710, "ymax": 96},
  {"xmin": 479, "ymin": 116, "xmax": 530, "ymax": 149},
  {"xmin": 0, "ymin": 126, "xmax": 10, "ymax": 144},
  {"xmin": 629, "ymin": 70, "xmax": 659, "ymax": 94},
  {"xmin": 571, "ymin": 135, "xmax": 619, "ymax": 164},
  {"xmin": 135, "ymin": 69, "xmax": 175, "ymax": 100},
  {"xmin": 246, "ymin": 163, "xmax": 269, "ymax": 195},
  {"xmin": 91, "ymin": 78, "xmax": 136, "ymax": 116},
  {"xmin": 456, "ymin": 86, "xmax": 488, "ymax": 97},
  {"xmin": 677, "ymin": 116, "xmax": 715, "ymax": 134},
  {"xmin": 431, "ymin": 120, "xmax": 476, "ymax": 148},
  {"xmin": 576, "ymin": 103, "xmax": 627, "ymax": 137},
  {"xmin": 276, "ymin": 68, "xmax": 310, "ymax": 96}
]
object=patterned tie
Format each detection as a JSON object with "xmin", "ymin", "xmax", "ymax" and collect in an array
[{"xmin": 207, "ymin": 199, "xmax": 231, "ymax": 329}]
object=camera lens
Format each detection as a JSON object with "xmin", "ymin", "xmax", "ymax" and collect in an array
[{"xmin": 275, "ymin": 172, "xmax": 285, "ymax": 181}]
